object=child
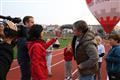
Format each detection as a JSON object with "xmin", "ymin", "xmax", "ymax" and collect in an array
[
  {"xmin": 27, "ymin": 24, "xmax": 57, "ymax": 80},
  {"xmin": 95, "ymin": 36, "xmax": 105, "ymax": 80},
  {"xmin": 46, "ymin": 39, "xmax": 54, "ymax": 77},
  {"xmin": 64, "ymin": 43, "xmax": 73, "ymax": 80}
]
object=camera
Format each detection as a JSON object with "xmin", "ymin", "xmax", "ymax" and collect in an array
[
  {"xmin": 0, "ymin": 15, "xmax": 21, "ymax": 24},
  {"xmin": 0, "ymin": 15, "xmax": 21, "ymax": 40}
]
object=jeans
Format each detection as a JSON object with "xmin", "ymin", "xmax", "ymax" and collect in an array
[
  {"xmin": 64, "ymin": 61, "xmax": 72, "ymax": 78},
  {"xmin": 46, "ymin": 53, "xmax": 52, "ymax": 75},
  {"xmin": 78, "ymin": 72, "xmax": 95, "ymax": 80}
]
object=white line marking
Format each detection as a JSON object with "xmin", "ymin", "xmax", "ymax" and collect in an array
[
  {"xmin": 10, "ymin": 49, "xmax": 64, "ymax": 71},
  {"xmin": 107, "ymin": 76, "xmax": 109, "ymax": 80},
  {"xmin": 51, "ymin": 60, "xmax": 64, "ymax": 67},
  {"xmin": 72, "ymin": 69, "xmax": 78, "ymax": 75},
  {"xmin": 13, "ymin": 59, "xmax": 17, "ymax": 61},
  {"xmin": 10, "ymin": 59, "xmax": 64, "ymax": 71},
  {"xmin": 52, "ymin": 52, "xmax": 63, "ymax": 57},
  {"xmin": 10, "ymin": 66, "xmax": 20, "ymax": 71},
  {"xmin": 12, "ymin": 51, "xmax": 63, "ymax": 62}
]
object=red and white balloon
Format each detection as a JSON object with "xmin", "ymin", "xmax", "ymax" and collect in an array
[{"xmin": 86, "ymin": 0, "xmax": 120, "ymax": 33}]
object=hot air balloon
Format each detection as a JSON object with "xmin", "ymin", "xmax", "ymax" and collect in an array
[{"xmin": 86, "ymin": 0, "xmax": 120, "ymax": 33}]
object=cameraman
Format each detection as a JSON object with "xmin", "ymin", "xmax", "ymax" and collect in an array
[
  {"xmin": 0, "ymin": 21, "xmax": 18, "ymax": 80},
  {"xmin": 17, "ymin": 16, "xmax": 34, "ymax": 80}
]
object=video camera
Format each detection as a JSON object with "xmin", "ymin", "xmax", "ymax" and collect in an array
[
  {"xmin": 0, "ymin": 15, "xmax": 22, "ymax": 40},
  {"xmin": 0, "ymin": 15, "xmax": 21, "ymax": 24}
]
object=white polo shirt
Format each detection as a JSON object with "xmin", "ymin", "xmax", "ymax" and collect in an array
[{"xmin": 98, "ymin": 44, "xmax": 105, "ymax": 62}]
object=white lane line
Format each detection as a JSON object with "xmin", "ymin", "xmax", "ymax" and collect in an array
[
  {"xmin": 12, "ymin": 51, "xmax": 63, "ymax": 62},
  {"xmin": 10, "ymin": 66, "xmax": 20, "ymax": 71},
  {"xmin": 107, "ymin": 76, "xmax": 109, "ymax": 80},
  {"xmin": 51, "ymin": 60, "xmax": 64, "ymax": 67},
  {"xmin": 72, "ymin": 69, "xmax": 77, "ymax": 75},
  {"xmin": 10, "ymin": 59, "xmax": 64, "ymax": 71},
  {"xmin": 52, "ymin": 52, "xmax": 63, "ymax": 57},
  {"xmin": 10, "ymin": 52, "xmax": 64, "ymax": 71},
  {"xmin": 13, "ymin": 59, "xmax": 17, "ymax": 61}
]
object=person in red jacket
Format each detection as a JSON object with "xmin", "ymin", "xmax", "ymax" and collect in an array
[
  {"xmin": 27, "ymin": 24, "xmax": 57, "ymax": 80},
  {"xmin": 64, "ymin": 43, "xmax": 73, "ymax": 80}
]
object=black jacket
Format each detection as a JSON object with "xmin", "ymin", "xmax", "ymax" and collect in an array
[{"xmin": 0, "ymin": 42, "xmax": 14, "ymax": 80}]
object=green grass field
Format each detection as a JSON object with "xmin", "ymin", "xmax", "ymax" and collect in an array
[{"xmin": 58, "ymin": 37, "xmax": 72, "ymax": 48}]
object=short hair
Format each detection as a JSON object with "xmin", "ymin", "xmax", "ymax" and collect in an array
[
  {"xmin": 95, "ymin": 36, "xmax": 102, "ymax": 43},
  {"xmin": 108, "ymin": 33, "xmax": 120, "ymax": 43},
  {"xmin": 73, "ymin": 20, "xmax": 88, "ymax": 33},
  {"xmin": 28, "ymin": 24, "xmax": 43, "ymax": 41},
  {"xmin": 23, "ymin": 16, "xmax": 33, "ymax": 25}
]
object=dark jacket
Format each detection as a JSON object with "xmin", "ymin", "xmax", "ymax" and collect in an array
[
  {"xmin": 106, "ymin": 45, "xmax": 120, "ymax": 74},
  {"xmin": 0, "ymin": 42, "xmax": 14, "ymax": 80},
  {"xmin": 72, "ymin": 30, "xmax": 98, "ymax": 75},
  {"xmin": 17, "ymin": 26, "xmax": 30, "ymax": 62}
]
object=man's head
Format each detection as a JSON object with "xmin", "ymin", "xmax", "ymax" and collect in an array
[
  {"xmin": 0, "ymin": 24, "xmax": 5, "ymax": 38},
  {"xmin": 73, "ymin": 20, "xmax": 88, "ymax": 36},
  {"xmin": 23, "ymin": 16, "xmax": 34, "ymax": 28}
]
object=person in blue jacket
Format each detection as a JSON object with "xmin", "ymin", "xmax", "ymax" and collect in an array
[{"xmin": 106, "ymin": 33, "xmax": 120, "ymax": 80}]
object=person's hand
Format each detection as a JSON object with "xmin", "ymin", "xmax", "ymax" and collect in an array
[
  {"xmin": 66, "ymin": 47, "xmax": 71, "ymax": 52},
  {"xmin": 77, "ymin": 64, "xmax": 82, "ymax": 69},
  {"xmin": 99, "ymin": 53, "xmax": 105, "ymax": 57},
  {"xmin": 0, "ymin": 25, "xmax": 5, "ymax": 38},
  {"xmin": 54, "ymin": 37, "xmax": 58, "ymax": 40}
]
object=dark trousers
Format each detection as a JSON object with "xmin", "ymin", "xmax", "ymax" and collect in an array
[
  {"xmin": 17, "ymin": 50, "xmax": 31, "ymax": 80},
  {"xmin": 0, "ymin": 57, "xmax": 13, "ymax": 80},
  {"xmin": 95, "ymin": 62, "xmax": 102, "ymax": 80},
  {"xmin": 18, "ymin": 60, "xmax": 31, "ymax": 80},
  {"xmin": 17, "ymin": 39, "xmax": 31, "ymax": 80}
]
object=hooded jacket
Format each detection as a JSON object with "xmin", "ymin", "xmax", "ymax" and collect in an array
[
  {"xmin": 72, "ymin": 29, "xmax": 98, "ymax": 75},
  {"xmin": 106, "ymin": 45, "xmax": 120, "ymax": 74},
  {"xmin": 27, "ymin": 38, "xmax": 56, "ymax": 80}
]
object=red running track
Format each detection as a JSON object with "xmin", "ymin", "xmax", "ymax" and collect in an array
[{"xmin": 7, "ymin": 44, "xmax": 110, "ymax": 80}]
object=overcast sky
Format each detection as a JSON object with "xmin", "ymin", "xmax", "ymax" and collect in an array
[{"xmin": 0, "ymin": 0, "xmax": 120, "ymax": 25}]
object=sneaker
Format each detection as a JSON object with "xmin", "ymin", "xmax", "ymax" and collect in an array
[
  {"xmin": 65, "ymin": 76, "xmax": 72, "ymax": 80},
  {"xmin": 68, "ymin": 77, "xmax": 72, "ymax": 80}
]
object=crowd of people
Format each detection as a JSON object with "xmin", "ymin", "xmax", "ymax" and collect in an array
[{"xmin": 0, "ymin": 16, "xmax": 120, "ymax": 80}]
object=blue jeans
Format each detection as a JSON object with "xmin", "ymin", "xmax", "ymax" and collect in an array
[{"xmin": 78, "ymin": 72, "xmax": 95, "ymax": 80}]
